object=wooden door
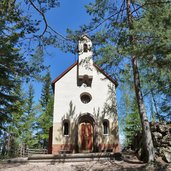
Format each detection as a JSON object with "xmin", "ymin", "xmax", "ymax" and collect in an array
[{"xmin": 80, "ymin": 123, "xmax": 93, "ymax": 152}]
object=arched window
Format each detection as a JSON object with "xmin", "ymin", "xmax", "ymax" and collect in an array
[
  {"xmin": 83, "ymin": 43, "xmax": 88, "ymax": 52},
  {"xmin": 63, "ymin": 120, "xmax": 69, "ymax": 136},
  {"xmin": 103, "ymin": 120, "xmax": 109, "ymax": 135}
]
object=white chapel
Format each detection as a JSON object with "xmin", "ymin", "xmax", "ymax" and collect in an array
[{"xmin": 51, "ymin": 35, "xmax": 120, "ymax": 154}]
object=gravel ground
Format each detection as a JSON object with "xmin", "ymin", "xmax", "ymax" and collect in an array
[{"xmin": 0, "ymin": 160, "xmax": 171, "ymax": 171}]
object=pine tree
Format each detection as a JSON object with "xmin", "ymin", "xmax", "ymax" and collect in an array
[
  {"xmin": 0, "ymin": 2, "xmax": 26, "ymax": 130},
  {"xmin": 118, "ymin": 64, "xmax": 133, "ymax": 136},
  {"xmin": 0, "ymin": 0, "xmax": 63, "ymax": 129},
  {"xmin": 0, "ymin": 0, "xmax": 63, "ymax": 155},
  {"xmin": 125, "ymin": 0, "xmax": 154, "ymax": 162},
  {"xmin": 8, "ymin": 82, "xmax": 25, "ymax": 157},
  {"xmin": 0, "ymin": 81, "xmax": 25, "ymax": 158},
  {"xmin": 0, "ymin": 0, "xmax": 44, "ymax": 131},
  {"xmin": 124, "ymin": 98, "xmax": 141, "ymax": 146},
  {"xmin": 37, "ymin": 72, "xmax": 53, "ymax": 148},
  {"xmin": 21, "ymin": 84, "xmax": 37, "ymax": 148},
  {"xmin": 40, "ymin": 72, "xmax": 53, "ymax": 111},
  {"xmin": 131, "ymin": 0, "xmax": 171, "ymax": 122}
]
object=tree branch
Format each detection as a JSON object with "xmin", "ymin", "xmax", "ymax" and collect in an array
[
  {"xmin": 28, "ymin": 0, "xmax": 69, "ymax": 40},
  {"xmin": 48, "ymin": 25, "xmax": 70, "ymax": 41},
  {"xmin": 28, "ymin": 0, "xmax": 48, "ymax": 37}
]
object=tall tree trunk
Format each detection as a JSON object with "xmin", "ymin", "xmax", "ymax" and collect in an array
[{"xmin": 126, "ymin": 0, "xmax": 155, "ymax": 162}]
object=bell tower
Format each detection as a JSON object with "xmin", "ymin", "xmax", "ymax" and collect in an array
[{"xmin": 78, "ymin": 35, "xmax": 93, "ymax": 83}]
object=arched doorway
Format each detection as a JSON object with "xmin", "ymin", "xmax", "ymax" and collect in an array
[{"xmin": 77, "ymin": 113, "xmax": 95, "ymax": 153}]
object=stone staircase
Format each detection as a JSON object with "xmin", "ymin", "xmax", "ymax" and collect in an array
[{"xmin": 27, "ymin": 152, "xmax": 122, "ymax": 163}]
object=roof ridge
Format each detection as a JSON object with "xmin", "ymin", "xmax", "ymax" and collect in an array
[{"xmin": 52, "ymin": 61, "xmax": 118, "ymax": 87}]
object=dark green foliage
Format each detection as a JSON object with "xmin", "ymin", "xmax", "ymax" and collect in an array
[
  {"xmin": 131, "ymin": 2, "xmax": 171, "ymax": 122},
  {"xmin": 118, "ymin": 64, "xmax": 133, "ymax": 129},
  {"xmin": 0, "ymin": 14, "xmax": 26, "ymax": 144},
  {"xmin": 0, "ymin": 0, "xmax": 60, "ymax": 157},
  {"xmin": 21, "ymin": 84, "xmax": 37, "ymax": 148},
  {"xmin": 0, "ymin": 0, "xmax": 57, "ymax": 138},
  {"xmin": 0, "ymin": 0, "xmax": 43, "ymax": 130},
  {"xmin": 40, "ymin": 72, "xmax": 53, "ymax": 111},
  {"xmin": 129, "ymin": 1, "xmax": 171, "ymax": 122},
  {"xmin": 140, "ymin": 66, "xmax": 171, "ymax": 121},
  {"xmin": 36, "ymin": 72, "xmax": 53, "ymax": 148},
  {"xmin": 0, "ymin": 82, "xmax": 25, "ymax": 157},
  {"xmin": 158, "ymin": 87, "xmax": 171, "ymax": 121},
  {"xmin": 124, "ymin": 98, "xmax": 141, "ymax": 146},
  {"xmin": 0, "ymin": 84, "xmax": 40, "ymax": 157},
  {"xmin": 118, "ymin": 64, "xmax": 142, "ymax": 147}
]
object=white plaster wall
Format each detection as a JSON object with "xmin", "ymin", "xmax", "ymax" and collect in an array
[
  {"xmin": 78, "ymin": 52, "xmax": 93, "ymax": 78},
  {"xmin": 52, "ymin": 64, "xmax": 118, "ymax": 145},
  {"xmin": 53, "ymin": 64, "xmax": 116, "ymax": 123}
]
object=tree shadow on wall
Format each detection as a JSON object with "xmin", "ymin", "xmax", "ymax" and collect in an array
[
  {"xmin": 92, "ymin": 83, "xmax": 119, "ymax": 152},
  {"xmin": 55, "ymin": 101, "xmax": 78, "ymax": 153}
]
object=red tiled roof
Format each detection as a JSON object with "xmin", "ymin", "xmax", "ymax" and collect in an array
[{"xmin": 52, "ymin": 61, "xmax": 118, "ymax": 87}]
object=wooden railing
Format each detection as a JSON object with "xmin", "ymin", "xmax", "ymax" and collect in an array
[
  {"xmin": 27, "ymin": 148, "xmax": 48, "ymax": 156},
  {"xmin": 17, "ymin": 145, "xmax": 48, "ymax": 157}
]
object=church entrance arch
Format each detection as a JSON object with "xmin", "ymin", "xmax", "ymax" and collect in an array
[{"xmin": 77, "ymin": 113, "xmax": 95, "ymax": 153}]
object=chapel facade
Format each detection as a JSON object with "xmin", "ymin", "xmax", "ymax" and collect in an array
[{"xmin": 51, "ymin": 35, "xmax": 120, "ymax": 154}]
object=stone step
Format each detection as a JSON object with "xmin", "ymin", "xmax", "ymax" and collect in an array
[
  {"xmin": 4, "ymin": 153, "xmax": 122, "ymax": 164},
  {"xmin": 28, "ymin": 153, "xmax": 122, "ymax": 163},
  {"xmin": 28, "ymin": 157, "xmax": 113, "ymax": 163}
]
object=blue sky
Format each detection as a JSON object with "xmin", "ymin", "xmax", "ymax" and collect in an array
[
  {"xmin": 30, "ymin": 0, "xmax": 92, "ymax": 101},
  {"xmin": 44, "ymin": 0, "xmax": 92, "ymax": 80}
]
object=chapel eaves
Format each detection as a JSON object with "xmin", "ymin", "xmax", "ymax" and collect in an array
[{"xmin": 52, "ymin": 61, "xmax": 118, "ymax": 89}]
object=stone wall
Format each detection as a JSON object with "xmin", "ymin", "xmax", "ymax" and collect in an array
[
  {"xmin": 151, "ymin": 122, "xmax": 171, "ymax": 163},
  {"xmin": 132, "ymin": 122, "xmax": 171, "ymax": 163}
]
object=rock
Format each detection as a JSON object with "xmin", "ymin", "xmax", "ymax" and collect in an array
[
  {"xmin": 160, "ymin": 143, "xmax": 169, "ymax": 147},
  {"xmin": 169, "ymin": 141, "xmax": 171, "ymax": 146},
  {"xmin": 153, "ymin": 132, "xmax": 163, "ymax": 139},
  {"xmin": 160, "ymin": 134, "xmax": 171, "ymax": 147},
  {"xmin": 157, "ymin": 125, "xmax": 168, "ymax": 134},
  {"xmin": 163, "ymin": 134, "xmax": 171, "ymax": 142},
  {"xmin": 131, "ymin": 122, "xmax": 171, "ymax": 163},
  {"xmin": 152, "ymin": 132, "xmax": 162, "ymax": 147},
  {"xmin": 153, "ymin": 140, "xmax": 161, "ymax": 147},
  {"xmin": 159, "ymin": 147, "xmax": 171, "ymax": 163},
  {"xmin": 163, "ymin": 148, "xmax": 171, "ymax": 163}
]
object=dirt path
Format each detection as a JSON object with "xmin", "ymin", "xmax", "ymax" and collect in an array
[{"xmin": 0, "ymin": 160, "xmax": 171, "ymax": 171}]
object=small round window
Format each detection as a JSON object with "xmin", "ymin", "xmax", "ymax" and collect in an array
[{"xmin": 80, "ymin": 93, "xmax": 92, "ymax": 104}]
